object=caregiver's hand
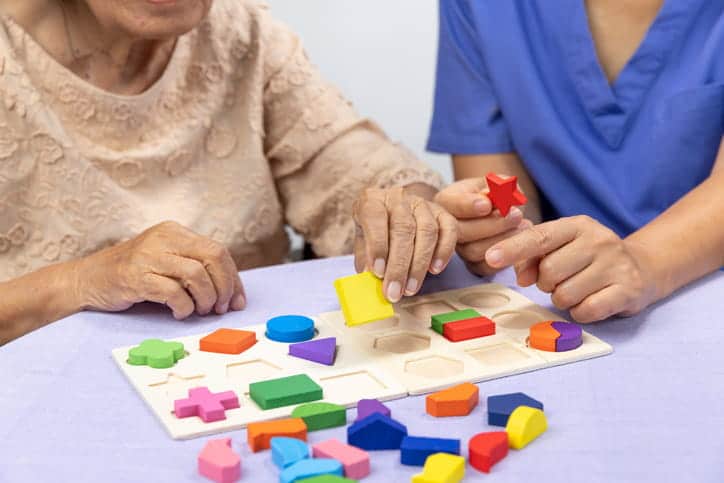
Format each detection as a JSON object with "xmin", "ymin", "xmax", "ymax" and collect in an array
[
  {"xmin": 485, "ymin": 215, "xmax": 658, "ymax": 322},
  {"xmin": 434, "ymin": 178, "xmax": 530, "ymax": 277},
  {"xmin": 76, "ymin": 221, "xmax": 246, "ymax": 319},
  {"xmin": 353, "ymin": 186, "xmax": 457, "ymax": 302}
]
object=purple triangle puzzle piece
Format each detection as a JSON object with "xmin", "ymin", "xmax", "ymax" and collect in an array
[{"xmin": 288, "ymin": 337, "xmax": 337, "ymax": 365}]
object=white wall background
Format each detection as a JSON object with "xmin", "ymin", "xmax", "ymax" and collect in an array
[{"xmin": 267, "ymin": 0, "xmax": 453, "ymax": 182}]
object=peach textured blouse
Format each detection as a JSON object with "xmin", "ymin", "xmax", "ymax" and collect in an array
[{"xmin": 0, "ymin": 0, "xmax": 441, "ymax": 282}]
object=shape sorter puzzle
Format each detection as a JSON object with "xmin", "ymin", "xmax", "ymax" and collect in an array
[{"xmin": 111, "ymin": 282, "xmax": 612, "ymax": 439}]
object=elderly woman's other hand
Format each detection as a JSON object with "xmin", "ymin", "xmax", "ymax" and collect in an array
[
  {"xmin": 76, "ymin": 221, "xmax": 246, "ymax": 319},
  {"xmin": 352, "ymin": 186, "xmax": 458, "ymax": 302}
]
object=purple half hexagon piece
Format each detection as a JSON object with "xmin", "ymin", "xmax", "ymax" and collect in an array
[
  {"xmin": 551, "ymin": 322, "xmax": 583, "ymax": 352},
  {"xmin": 355, "ymin": 398, "xmax": 391, "ymax": 422}
]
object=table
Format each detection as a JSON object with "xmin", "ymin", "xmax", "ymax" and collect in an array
[{"xmin": 1, "ymin": 255, "xmax": 723, "ymax": 483}]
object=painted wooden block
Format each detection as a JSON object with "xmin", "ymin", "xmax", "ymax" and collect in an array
[
  {"xmin": 411, "ymin": 452, "xmax": 465, "ymax": 483},
  {"xmin": 296, "ymin": 475, "xmax": 357, "ymax": 483},
  {"xmin": 442, "ymin": 316, "xmax": 495, "ymax": 342},
  {"xmin": 312, "ymin": 438, "xmax": 370, "ymax": 479},
  {"xmin": 529, "ymin": 321, "xmax": 583, "ymax": 352},
  {"xmin": 355, "ymin": 398, "xmax": 390, "ymax": 422},
  {"xmin": 400, "ymin": 436, "xmax": 461, "ymax": 466},
  {"xmin": 279, "ymin": 458, "xmax": 343, "ymax": 483},
  {"xmin": 247, "ymin": 418, "xmax": 307, "ymax": 452},
  {"xmin": 199, "ymin": 328, "xmax": 256, "ymax": 355},
  {"xmin": 271, "ymin": 437, "xmax": 309, "ymax": 469},
  {"xmin": 174, "ymin": 387, "xmax": 239, "ymax": 423},
  {"xmin": 198, "ymin": 438, "xmax": 241, "ymax": 483},
  {"xmin": 289, "ymin": 337, "xmax": 337, "ymax": 365},
  {"xmin": 505, "ymin": 406, "xmax": 547, "ymax": 449},
  {"xmin": 430, "ymin": 309, "xmax": 481, "ymax": 334},
  {"xmin": 127, "ymin": 338, "xmax": 185, "ymax": 368},
  {"xmin": 487, "ymin": 392, "xmax": 544, "ymax": 427},
  {"xmin": 266, "ymin": 315, "xmax": 316, "ymax": 343},
  {"xmin": 425, "ymin": 383, "xmax": 479, "ymax": 417},
  {"xmin": 485, "ymin": 172, "xmax": 527, "ymax": 217},
  {"xmin": 334, "ymin": 271, "xmax": 394, "ymax": 326},
  {"xmin": 468, "ymin": 432, "xmax": 508, "ymax": 473},
  {"xmin": 249, "ymin": 374, "xmax": 323, "ymax": 410},
  {"xmin": 291, "ymin": 402, "xmax": 346, "ymax": 431},
  {"xmin": 347, "ymin": 412, "xmax": 407, "ymax": 450}
]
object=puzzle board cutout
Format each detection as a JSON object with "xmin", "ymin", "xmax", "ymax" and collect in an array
[{"xmin": 112, "ymin": 283, "xmax": 612, "ymax": 439}]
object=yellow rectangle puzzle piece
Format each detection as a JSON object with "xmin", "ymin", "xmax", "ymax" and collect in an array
[{"xmin": 334, "ymin": 271, "xmax": 394, "ymax": 327}]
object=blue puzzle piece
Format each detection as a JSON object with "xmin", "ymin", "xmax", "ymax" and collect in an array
[
  {"xmin": 271, "ymin": 437, "xmax": 309, "ymax": 469},
  {"xmin": 347, "ymin": 412, "xmax": 407, "ymax": 450},
  {"xmin": 279, "ymin": 458, "xmax": 343, "ymax": 483},
  {"xmin": 400, "ymin": 436, "xmax": 461, "ymax": 466},
  {"xmin": 266, "ymin": 315, "xmax": 315, "ymax": 343},
  {"xmin": 487, "ymin": 392, "xmax": 544, "ymax": 427}
]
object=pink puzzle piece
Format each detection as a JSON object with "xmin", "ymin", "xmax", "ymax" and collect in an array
[
  {"xmin": 174, "ymin": 387, "xmax": 240, "ymax": 423},
  {"xmin": 312, "ymin": 438, "xmax": 370, "ymax": 479},
  {"xmin": 198, "ymin": 438, "xmax": 241, "ymax": 483}
]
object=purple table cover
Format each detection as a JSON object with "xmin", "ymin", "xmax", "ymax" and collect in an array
[{"xmin": 1, "ymin": 255, "xmax": 723, "ymax": 483}]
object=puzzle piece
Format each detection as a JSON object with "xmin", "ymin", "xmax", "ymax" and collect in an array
[
  {"xmin": 280, "ymin": 458, "xmax": 343, "ymax": 483},
  {"xmin": 551, "ymin": 321, "xmax": 583, "ymax": 351},
  {"xmin": 198, "ymin": 438, "xmax": 241, "ymax": 483},
  {"xmin": 312, "ymin": 438, "xmax": 370, "ymax": 479},
  {"xmin": 355, "ymin": 398, "xmax": 390, "ymax": 422},
  {"xmin": 296, "ymin": 476, "xmax": 357, "ymax": 483},
  {"xmin": 425, "ymin": 383, "xmax": 479, "ymax": 417},
  {"xmin": 487, "ymin": 392, "xmax": 544, "ymax": 427},
  {"xmin": 347, "ymin": 412, "xmax": 407, "ymax": 450},
  {"xmin": 411, "ymin": 453, "xmax": 465, "ymax": 483},
  {"xmin": 400, "ymin": 436, "xmax": 461, "ymax": 466},
  {"xmin": 506, "ymin": 406, "xmax": 547, "ymax": 449},
  {"xmin": 249, "ymin": 374, "xmax": 323, "ymax": 410},
  {"xmin": 468, "ymin": 432, "xmax": 508, "ymax": 473},
  {"xmin": 529, "ymin": 321, "xmax": 582, "ymax": 352},
  {"xmin": 334, "ymin": 271, "xmax": 394, "ymax": 326},
  {"xmin": 199, "ymin": 328, "xmax": 256, "ymax": 354},
  {"xmin": 127, "ymin": 338, "xmax": 185, "ymax": 368},
  {"xmin": 271, "ymin": 437, "xmax": 309, "ymax": 469},
  {"xmin": 174, "ymin": 387, "xmax": 239, "ymax": 423},
  {"xmin": 430, "ymin": 309, "xmax": 481, "ymax": 334},
  {"xmin": 291, "ymin": 402, "xmax": 346, "ymax": 431},
  {"xmin": 247, "ymin": 418, "xmax": 307, "ymax": 452},
  {"xmin": 442, "ymin": 316, "xmax": 495, "ymax": 342},
  {"xmin": 289, "ymin": 337, "xmax": 337, "ymax": 365},
  {"xmin": 485, "ymin": 172, "xmax": 527, "ymax": 217},
  {"xmin": 266, "ymin": 315, "xmax": 316, "ymax": 343}
]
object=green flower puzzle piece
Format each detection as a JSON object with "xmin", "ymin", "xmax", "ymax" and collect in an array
[{"xmin": 127, "ymin": 338, "xmax": 186, "ymax": 369}]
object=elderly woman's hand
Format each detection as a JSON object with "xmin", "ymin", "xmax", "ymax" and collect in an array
[
  {"xmin": 76, "ymin": 221, "xmax": 246, "ymax": 319},
  {"xmin": 352, "ymin": 186, "xmax": 458, "ymax": 302}
]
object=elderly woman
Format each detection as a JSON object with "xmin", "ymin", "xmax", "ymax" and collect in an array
[{"xmin": 0, "ymin": 0, "xmax": 457, "ymax": 344}]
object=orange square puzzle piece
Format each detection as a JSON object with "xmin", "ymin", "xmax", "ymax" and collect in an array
[{"xmin": 199, "ymin": 328, "xmax": 257, "ymax": 355}]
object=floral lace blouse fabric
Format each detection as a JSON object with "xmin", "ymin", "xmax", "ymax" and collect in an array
[{"xmin": 0, "ymin": 0, "xmax": 441, "ymax": 282}]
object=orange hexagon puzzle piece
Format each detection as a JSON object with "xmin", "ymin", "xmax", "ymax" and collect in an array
[
  {"xmin": 247, "ymin": 418, "xmax": 307, "ymax": 452},
  {"xmin": 200, "ymin": 328, "xmax": 257, "ymax": 355},
  {"xmin": 425, "ymin": 382, "xmax": 479, "ymax": 417}
]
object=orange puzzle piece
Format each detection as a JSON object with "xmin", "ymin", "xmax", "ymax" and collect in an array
[
  {"xmin": 425, "ymin": 382, "xmax": 479, "ymax": 417},
  {"xmin": 200, "ymin": 328, "xmax": 257, "ymax": 355},
  {"xmin": 247, "ymin": 418, "xmax": 307, "ymax": 452},
  {"xmin": 528, "ymin": 321, "xmax": 558, "ymax": 352}
]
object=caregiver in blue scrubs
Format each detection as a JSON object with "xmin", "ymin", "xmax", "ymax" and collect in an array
[{"xmin": 429, "ymin": 0, "xmax": 724, "ymax": 322}]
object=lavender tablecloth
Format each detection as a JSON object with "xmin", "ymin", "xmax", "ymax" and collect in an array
[{"xmin": 1, "ymin": 255, "xmax": 723, "ymax": 483}]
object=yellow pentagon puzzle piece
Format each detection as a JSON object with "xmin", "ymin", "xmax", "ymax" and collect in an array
[
  {"xmin": 411, "ymin": 452, "xmax": 465, "ymax": 483},
  {"xmin": 334, "ymin": 271, "xmax": 394, "ymax": 327},
  {"xmin": 505, "ymin": 406, "xmax": 547, "ymax": 449}
]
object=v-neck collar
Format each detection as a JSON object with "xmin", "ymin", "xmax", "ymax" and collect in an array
[{"xmin": 564, "ymin": 0, "xmax": 706, "ymax": 148}]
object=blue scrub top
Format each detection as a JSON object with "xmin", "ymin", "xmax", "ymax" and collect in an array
[{"xmin": 427, "ymin": 0, "xmax": 724, "ymax": 237}]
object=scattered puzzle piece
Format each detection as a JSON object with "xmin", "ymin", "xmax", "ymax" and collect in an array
[
  {"xmin": 174, "ymin": 387, "xmax": 239, "ymax": 423},
  {"xmin": 289, "ymin": 337, "xmax": 337, "ymax": 365},
  {"xmin": 198, "ymin": 438, "xmax": 241, "ymax": 483},
  {"xmin": 271, "ymin": 437, "xmax": 309, "ymax": 469},
  {"xmin": 280, "ymin": 458, "xmax": 343, "ymax": 483},
  {"xmin": 400, "ymin": 436, "xmax": 461, "ymax": 466},
  {"xmin": 291, "ymin": 402, "xmax": 346, "ymax": 431},
  {"xmin": 334, "ymin": 271, "xmax": 394, "ymax": 327},
  {"xmin": 551, "ymin": 321, "xmax": 583, "ymax": 351},
  {"xmin": 505, "ymin": 406, "xmax": 547, "ymax": 449},
  {"xmin": 266, "ymin": 315, "xmax": 315, "ymax": 343},
  {"xmin": 442, "ymin": 316, "xmax": 495, "ymax": 342},
  {"xmin": 487, "ymin": 392, "xmax": 544, "ymax": 427},
  {"xmin": 249, "ymin": 374, "xmax": 323, "ymax": 410},
  {"xmin": 430, "ymin": 309, "xmax": 481, "ymax": 334},
  {"xmin": 426, "ymin": 382, "xmax": 479, "ymax": 417},
  {"xmin": 200, "ymin": 328, "xmax": 256, "ymax": 355},
  {"xmin": 355, "ymin": 398, "xmax": 390, "ymax": 422},
  {"xmin": 296, "ymin": 475, "xmax": 357, "ymax": 483},
  {"xmin": 247, "ymin": 418, "xmax": 307, "ymax": 452},
  {"xmin": 411, "ymin": 452, "xmax": 465, "ymax": 483},
  {"xmin": 127, "ymin": 338, "xmax": 185, "ymax": 368},
  {"xmin": 468, "ymin": 432, "xmax": 508, "ymax": 473},
  {"xmin": 485, "ymin": 172, "xmax": 527, "ymax": 217},
  {"xmin": 347, "ymin": 412, "xmax": 407, "ymax": 450},
  {"xmin": 312, "ymin": 438, "xmax": 370, "ymax": 479}
]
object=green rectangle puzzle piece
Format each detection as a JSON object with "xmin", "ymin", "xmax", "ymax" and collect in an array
[
  {"xmin": 249, "ymin": 374, "xmax": 323, "ymax": 410},
  {"xmin": 431, "ymin": 308, "xmax": 481, "ymax": 334}
]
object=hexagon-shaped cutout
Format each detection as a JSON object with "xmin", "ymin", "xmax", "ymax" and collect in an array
[
  {"xmin": 404, "ymin": 355, "xmax": 464, "ymax": 379},
  {"xmin": 373, "ymin": 332, "xmax": 430, "ymax": 354}
]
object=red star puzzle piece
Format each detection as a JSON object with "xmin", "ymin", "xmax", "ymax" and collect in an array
[{"xmin": 485, "ymin": 173, "xmax": 527, "ymax": 216}]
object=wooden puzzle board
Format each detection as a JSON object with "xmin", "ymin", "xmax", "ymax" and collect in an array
[{"xmin": 111, "ymin": 283, "xmax": 613, "ymax": 439}]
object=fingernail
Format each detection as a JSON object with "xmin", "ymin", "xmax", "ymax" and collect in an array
[
  {"xmin": 431, "ymin": 259, "xmax": 445, "ymax": 274},
  {"xmin": 486, "ymin": 248, "xmax": 503, "ymax": 266},
  {"xmin": 231, "ymin": 293, "xmax": 246, "ymax": 310},
  {"xmin": 473, "ymin": 198, "xmax": 488, "ymax": 214},
  {"xmin": 387, "ymin": 281, "xmax": 402, "ymax": 303},
  {"xmin": 373, "ymin": 258, "xmax": 386, "ymax": 277},
  {"xmin": 508, "ymin": 207, "xmax": 523, "ymax": 220},
  {"xmin": 405, "ymin": 278, "xmax": 418, "ymax": 295}
]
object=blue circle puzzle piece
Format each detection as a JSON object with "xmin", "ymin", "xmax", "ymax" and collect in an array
[{"xmin": 266, "ymin": 315, "xmax": 315, "ymax": 343}]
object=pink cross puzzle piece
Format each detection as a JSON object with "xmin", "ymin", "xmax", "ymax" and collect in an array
[{"xmin": 174, "ymin": 387, "xmax": 240, "ymax": 423}]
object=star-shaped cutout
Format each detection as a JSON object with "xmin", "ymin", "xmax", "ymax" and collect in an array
[{"xmin": 485, "ymin": 173, "xmax": 527, "ymax": 216}]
